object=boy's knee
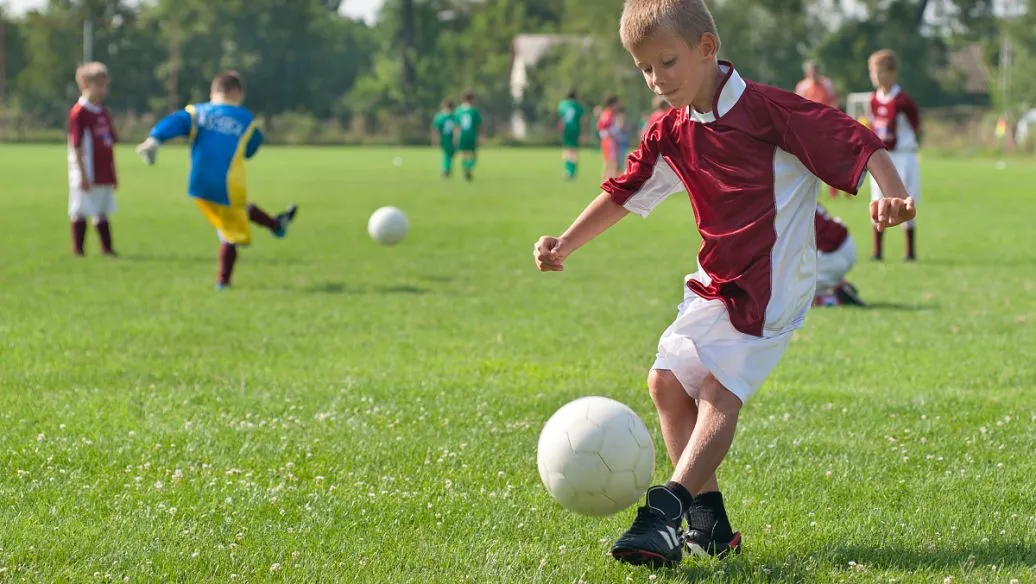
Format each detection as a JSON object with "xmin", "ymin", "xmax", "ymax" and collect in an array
[
  {"xmin": 699, "ymin": 375, "xmax": 743, "ymax": 413},
  {"xmin": 647, "ymin": 369, "xmax": 686, "ymax": 405}
]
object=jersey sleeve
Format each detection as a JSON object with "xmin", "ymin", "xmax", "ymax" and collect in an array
[
  {"xmin": 600, "ymin": 122, "xmax": 685, "ymax": 217},
  {"xmin": 763, "ymin": 89, "xmax": 884, "ymax": 195},
  {"xmin": 68, "ymin": 108, "xmax": 86, "ymax": 147},
  {"xmin": 245, "ymin": 127, "xmax": 264, "ymax": 159},
  {"xmin": 150, "ymin": 109, "xmax": 194, "ymax": 143},
  {"xmin": 107, "ymin": 110, "xmax": 119, "ymax": 143},
  {"xmin": 900, "ymin": 93, "xmax": 922, "ymax": 139}
]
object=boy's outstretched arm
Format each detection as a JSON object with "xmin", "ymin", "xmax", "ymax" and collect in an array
[
  {"xmin": 866, "ymin": 149, "xmax": 917, "ymax": 232},
  {"xmin": 136, "ymin": 109, "xmax": 194, "ymax": 165},
  {"xmin": 534, "ymin": 193, "xmax": 629, "ymax": 272}
]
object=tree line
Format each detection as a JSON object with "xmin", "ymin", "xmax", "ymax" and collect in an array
[{"xmin": 0, "ymin": 0, "xmax": 1028, "ymax": 144}]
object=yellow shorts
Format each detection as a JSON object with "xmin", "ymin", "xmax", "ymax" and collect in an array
[{"xmin": 195, "ymin": 199, "xmax": 251, "ymax": 245}]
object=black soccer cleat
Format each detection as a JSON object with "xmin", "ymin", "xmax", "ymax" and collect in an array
[
  {"xmin": 684, "ymin": 528, "xmax": 742, "ymax": 559},
  {"xmin": 273, "ymin": 204, "xmax": 298, "ymax": 238},
  {"xmin": 835, "ymin": 281, "xmax": 865, "ymax": 307},
  {"xmin": 610, "ymin": 486, "xmax": 684, "ymax": 568}
]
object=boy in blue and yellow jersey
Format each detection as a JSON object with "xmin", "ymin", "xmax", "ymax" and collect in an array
[{"xmin": 135, "ymin": 71, "xmax": 297, "ymax": 290}]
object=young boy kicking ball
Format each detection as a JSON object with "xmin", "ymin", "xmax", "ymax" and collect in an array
[
  {"xmin": 533, "ymin": 0, "xmax": 915, "ymax": 567},
  {"xmin": 136, "ymin": 71, "xmax": 297, "ymax": 290}
]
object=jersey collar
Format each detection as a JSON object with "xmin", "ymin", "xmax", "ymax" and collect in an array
[
  {"xmin": 78, "ymin": 97, "xmax": 104, "ymax": 113},
  {"xmin": 875, "ymin": 84, "xmax": 901, "ymax": 104},
  {"xmin": 688, "ymin": 61, "xmax": 746, "ymax": 124}
]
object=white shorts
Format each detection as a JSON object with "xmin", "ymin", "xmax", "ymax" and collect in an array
[
  {"xmin": 69, "ymin": 186, "xmax": 116, "ymax": 219},
  {"xmin": 816, "ymin": 235, "xmax": 857, "ymax": 294},
  {"xmin": 651, "ymin": 275, "xmax": 794, "ymax": 404},
  {"xmin": 870, "ymin": 151, "xmax": 920, "ymax": 203}
]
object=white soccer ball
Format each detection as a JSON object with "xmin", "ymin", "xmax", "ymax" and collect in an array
[
  {"xmin": 537, "ymin": 396, "xmax": 655, "ymax": 516},
  {"xmin": 368, "ymin": 206, "xmax": 409, "ymax": 245}
]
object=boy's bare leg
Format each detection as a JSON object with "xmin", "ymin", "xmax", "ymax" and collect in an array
[
  {"xmin": 670, "ymin": 374, "xmax": 740, "ymax": 493},
  {"xmin": 611, "ymin": 372, "xmax": 738, "ymax": 566},
  {"xmin": 649, "ymin": 369, "xmax": 719, "ymax": 493},
  {"xmin": 669, "ymin": 374, "xmax": 741, "ymax": 556}
]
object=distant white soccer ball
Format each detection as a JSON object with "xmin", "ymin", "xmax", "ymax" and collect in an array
[
  {"xmin": 368, "ymin": 206, "xmax": 409, "ymax": 245},
  {"xmin": 537, "ymin": 396, "xmax": 655, "ymax": 516},
  {"xmin": 392, "ymin": 157, "xmax": 404, "ymax": 167}
]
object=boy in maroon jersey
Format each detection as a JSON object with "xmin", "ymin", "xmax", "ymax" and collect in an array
[
  {"xmin": 868, "ymin": 49, "xmax": 921, "ymax": 261},
  {"xmin": 68, "ymin": 62, "xmax": 118, "ymax": 257},
  {"xmin": 533, "ymin": 0, "xmax": 915, "ymax": 567}
]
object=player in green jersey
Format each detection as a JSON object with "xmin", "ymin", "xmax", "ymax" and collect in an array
[
  {"xmin": 455, "ymin": 91, "xmax": 482, "ymax": 181},
  {"xmin": 431, "ymin": 100, "xmax": 457, "ymax": 179},
  {"xmin": 557, "ymin": 90, "xmax": 585, "ymax": 180}
]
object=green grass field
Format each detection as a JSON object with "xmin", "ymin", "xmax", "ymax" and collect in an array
[{"xmin": 0, "ymin": 144, "xmax": 1033, "ymax": 583}]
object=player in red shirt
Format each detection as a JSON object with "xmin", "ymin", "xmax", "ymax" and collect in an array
[
  {"xmin": 534, "ymin": 0, "xmax": 915, "ymax": 567},
  {"xmin": 642, "ymin": 94, "xmax": 671, "ymax": 137},
  {"xmin": 868, "ymin": 49, "xmax": 922, "ymax": 261},
  {"xmin": 795, "ymin": 61, "xmax": 842, "ymax": 199},
  {"xmin": 814, "ymin": 205, "xmax": 864, "ymax": 307},
  {"xmin": 597, "ymin": 95, "xmax": 621, "ymax": 180},
  {"xmin": 68, "ymin": 62, "xmax": 118, "ymax": 256}
]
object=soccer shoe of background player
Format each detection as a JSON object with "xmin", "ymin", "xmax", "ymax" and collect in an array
[
  {"xmin": 215, "ymin": 283, "xmax": 230, "ymax": 291},
  {"xmin": 835, "ymin": 281, "xmax": 865, "ymax": 306},
  {"xmin": 684, "ymin": 527, "xmax": 742, "ymax": 559},
  {"xmin": 610, "ymin": 486, "xmax": 684, "ymax": 568},
  {"xmin": 273, "ymin": 204, "xmax": 299, "ymax": 238}
]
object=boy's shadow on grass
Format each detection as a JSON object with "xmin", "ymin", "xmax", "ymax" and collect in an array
[
  {"xmin": 920, "ymin": 258, "xmax": 1036, "ymax": 269},
  {"xmin": 862, "ymin": 302, "xmax": 938, "ymax": 311},
  {"xmin": 119, "ymin": 254, "xmax": 303, "ymax": 266},
  {"xmin": 829, "ymin": 542, "xmax": 1035, "ymax": 571},
  {"xmin": 673, "ymin": 541, "xmax": 1032, "ymax": 581},
  {"xmin": 305, "ymin": 281, "xmax": 429, "ymax": 295}
]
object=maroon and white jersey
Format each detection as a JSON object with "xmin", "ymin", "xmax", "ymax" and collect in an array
[
  {"xmin": 869, "ymin": 85, "xmax": 920, "ymax": 152},
  {"xmin": 602, "ymin": 63, "xmax": 883, "ymax": 337},
  {"xmin": 815, "ymin": 205, "xmax": 849, "ymax": 253},
  {"xmin": 68, "ymin": 98, "xmax": 118, "ymax": 188}
]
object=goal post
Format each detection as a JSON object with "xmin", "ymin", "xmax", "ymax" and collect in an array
[{"xmin": 846, "ymin": 92, "xmax": 873, "ymax": 124}]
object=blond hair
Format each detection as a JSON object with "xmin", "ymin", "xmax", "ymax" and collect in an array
[
  {"xmin": 75, "ymin": 62, "xmax": 109, "ymax": 87},
  {"xmin": 619, "ymin": 0, "xmax": 720, "ymax": 52},
  {"xmin": 868, "ymin": 49, "xmax": 899, "ymax": 73}
]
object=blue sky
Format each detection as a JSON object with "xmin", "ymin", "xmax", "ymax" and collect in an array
[{"xmin": 3, "ymin": 0, "xmax": 386, "ymax": 22}]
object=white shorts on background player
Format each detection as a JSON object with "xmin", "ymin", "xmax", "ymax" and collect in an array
[
  {"xmin": 68, "ymin": 186, "xmax": 116, "ymax": 219},
  {"xmin": 870, "ymin": 150, "xmax": 919, "ymax": 203},
  {"xmin": 651, "ymin": 274, "xmax": 797, "ymax": 405},
  {"xmin": 816, "ymin": 235, "xmax": 857, "ymax": 294}
]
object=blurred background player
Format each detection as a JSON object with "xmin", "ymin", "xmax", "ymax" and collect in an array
[
  {"xmin": 614, "ymin": 106, "xmax": 631, "ymax": 169},
  {"xmin": 597, "ymin": 95, "xmax": 621, "ymax": 180},
  {"xmin": 68, "ymin": 62, "xmax": 118, "ymax": 257},
  {"xmin": 431, "ymin": 100, "xmax": 456, "ymax": 179},
  {"xmin": 455, "ymin": 91, "xmax": 482, "ymax": 181},
  {"xmin": 643, "ymin": 95, "xmax": 671, "ymax": 136},
  {"xmin": 868, "ymin": 49, "xmax": 921, "ymax": 261},
  {"xmin": 557, "ymin": 90, "xmax": 585, "ymax": 180},
  {"xmin": 135, "ymin": 71, "xmax": 298, "ymax": 290},
  {"xmin": 814, "ymin": 204, "xmax": 864, "ymax": 307},
  {"xmin": 795, "ymin": 60, "xmax": 842, "ymax": 199}
]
